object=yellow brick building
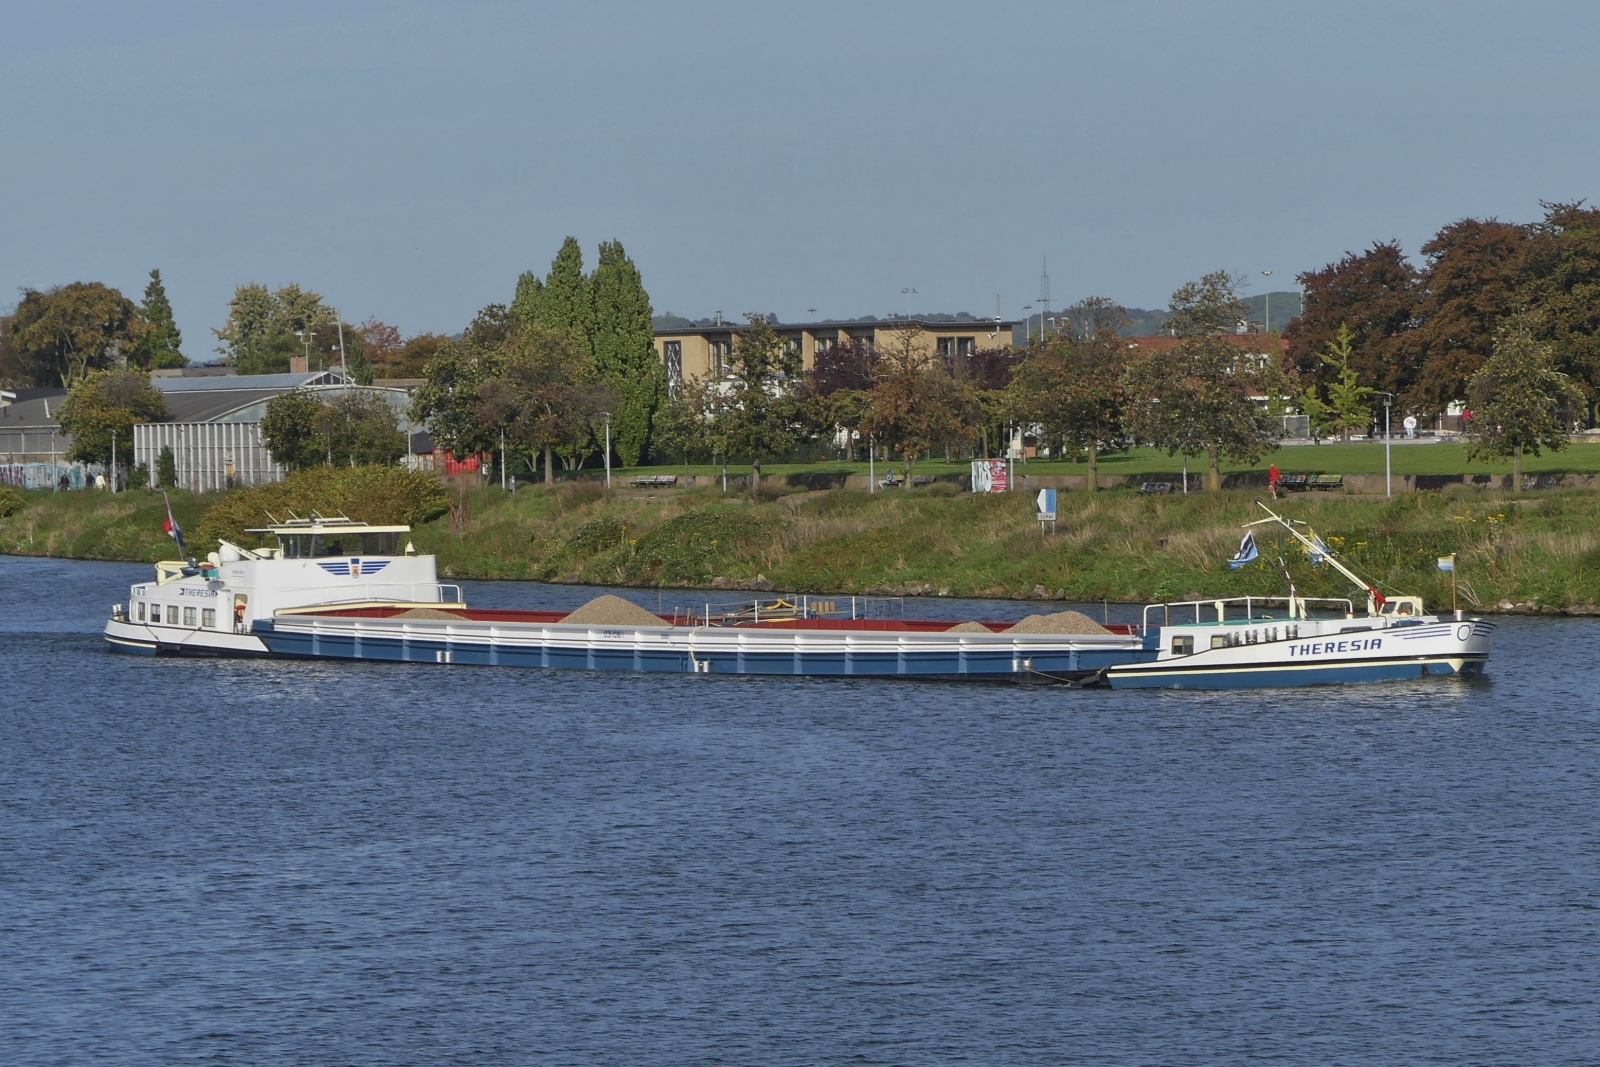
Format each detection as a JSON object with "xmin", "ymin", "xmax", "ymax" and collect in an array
[{"xmin": 653, "ymin": 317, "xmax": 1017, "ymax": 391}]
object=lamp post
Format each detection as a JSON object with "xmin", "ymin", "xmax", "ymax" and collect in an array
[
  {"xmin": 1261, "ymin": 270, "xmax": 1273, "ymax": 332},
  {"xmin": 110, "ymin": 429, "xmax": 117, "ymax": 493},
  {"xmin": 600, "ymin": 412, "xmax": 612, "ymax": 488},
  {"xmin": 1379, "ymin": 392, "xmax": 1394, "ymax": 497}
]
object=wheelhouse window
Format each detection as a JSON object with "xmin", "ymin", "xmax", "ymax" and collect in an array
[
  {"xmin": 276, "ymin": 531, "xmax": 400, "ymax": 557},
  {"xmin": 137, "ymin": 602, "xmax": 146, "ymax": 622}
]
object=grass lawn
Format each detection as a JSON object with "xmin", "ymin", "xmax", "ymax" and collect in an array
[{"xmin": 612, "ymin": 441, "xmax": 1600, "ymax": 482}]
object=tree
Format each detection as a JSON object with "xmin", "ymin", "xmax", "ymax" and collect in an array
[
  {"xmin": 410, "ymin": 339, "xmax": 503, "ymax": 464},
  {"xmin": 262, "ymin": 388, "xmax": 406, "ymax": 469},
  {"xmin": 1121, "ymin": 335, "xmax": 1293, "ymax": 490},
  {"xmin": 54, "ymin": 369, "xmax": 169, "ymax": 467},
  {"xmin": 214, "ymin": 283, "xmax": 336, "ymax": 374},
  {"xmin": 9, "ymin": 282, "xmax": 149, "ymax": 387},
  {"xmin": 590, "ymin": 239, "xmax": 664, "ymax": 466},
  {"xmin": 1521, "ymin": 200, "xmax": 1600, "ymax": 410},
  {"xmin": 651, "ymin": 378, "xmax": 714, "ymax": 474},
  {"xmin": 806, "ymin": 337, "xmax": 876, "ymax": 395},
  {"xmin": 132, "ymin": 269, "xmax": 186, "ymax": 369},
  {"xmin": 261, "ymin": 389, "xmax": 327, "ymax": 470},
  {"xmin": 1300, "ymin": 325, "xmax": 1374, "ymax": 442},
  {"xmin": 358, "ymin": 319, "xmax": 404, "ymax": 374},
  {"xmin": 528, "ymin": 237, "xmax": 595, "ymax": 351},
  {"xmin": 1463, "ymin": 324, "xmax": 1585, "ymax": 485},
  {"xmin": 1164, "ymin": 270, "xmax": 1253, "ymax": 336},
  {"xmin": 316, "ymin": 392, "xmax": 406, "ymax": 466},
  {"xmin": 1402, "ymin": 217, "xmax": 1531, "ymax": 412},
  {"xmin": 0, "ymin": 315, "xmax": 21, "ymax": 386},
  {"xmin": 860, "ymin": 323, "xmax": 979, "ymax": 482},
  {"xmin": 1006, "ymin": 299, "xmax": 1129, "ymax": 490},
  {"xmin": 718, "ymin": 316, "xmax": 803, "ymax": 487},
  {"xmin": 1284, "ymin": 241, "xmax": 1420, "ymax": 397},
  {"xmin": 392, "ymin": 334, "xmax": 453, "ymax": 379},
  {"xmin": 157, "ymin": 445, "xmax": 177, "ymax": 489},
  {"xmin": 471, "ymin": 327, "xmax": 612, "ymax": 483}
]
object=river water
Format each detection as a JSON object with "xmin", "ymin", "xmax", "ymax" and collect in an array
[{"xmin": 2, "ymin": 554, "xmax": 1596, "ymax": 1065}]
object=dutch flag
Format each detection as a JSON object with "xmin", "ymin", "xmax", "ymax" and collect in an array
[
  {"xmin": 1227, "ymin": 531, "xmax": 1259, "ymax": 569},
  {"xmin": 161, "ymin": 492, "xmax": 185, "ymax": 551}
]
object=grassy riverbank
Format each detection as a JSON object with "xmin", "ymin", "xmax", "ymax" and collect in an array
[{"xmin": 8, "ymin": 479, "xmax": 1598, "ymax": 614}]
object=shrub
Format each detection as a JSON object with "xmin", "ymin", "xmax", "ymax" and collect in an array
[
  {"xmin": 0, "ymin": 485, "xmax": 26, "ymax": 517},
  {"xmin": 195, "ymin": 466, "xmax": 450, "ymax": 550},
  {"xmin": 156, "ymin": 446, "xmax": 177, "ymax": 489},
  {"xmin": 622, "ymin": 509, "xmax": 768, "ymax": 585},
  {"xmin": 566, "ymin": 517, "xmax": 627, "ymax": 554}
]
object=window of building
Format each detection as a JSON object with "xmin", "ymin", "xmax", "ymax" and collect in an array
[
  {"xmin": 936, "ymin": 336, "xmax": 976, "ymax": 365},
  {"xmin": 813, "ymin": 336, "xmax": 835, "ymax": 356},
  {"xmin": 662, "ymin": 341, "xmax": 683, "ymax": 396},
  {"xmin": 184, "ymin": 606, "xmax": 198, "ymax": 627},
  {"xmin": 710, "ymin": 339, "xmax": 732, "ymax": 377},
  {"xmin": 202, "ymin": 608, "xmax": 216, "ymax": 629}
]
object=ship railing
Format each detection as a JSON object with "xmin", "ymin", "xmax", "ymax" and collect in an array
[
  {"xmin": 1142, "ymin": 595, "xmax": 1356, "ymax": 634},
  {"xmin": 669, "ymin": 595, "xmax": 906, "ymax": 627}
]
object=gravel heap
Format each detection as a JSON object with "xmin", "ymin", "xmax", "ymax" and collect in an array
[
  {"xmin": 562, "ymin": 594, "xmax": 669, "ymax": 626},
  {"xmin": 395, "ymin": 607, "xmax": 464, "ymax": 620},
  {"xmin": 945, "ymin": 621, "xmax": 995, "ymax": 633},
  {"xmin": 1003, "ymin": 610, "xmax": 1112, "ymax": 635}
]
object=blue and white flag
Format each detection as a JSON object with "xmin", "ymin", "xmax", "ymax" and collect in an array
[
  {"xmin": 1227, "ymin": 531, "xmax": 1259, "ymax": 569},
  {"xmin": 1437, "ymin": 556, "xmax": 1455, "ymax": 573},
  {"xmin": 1307, "ymin": 535, "xmax": 1332, "ymax": 566}
]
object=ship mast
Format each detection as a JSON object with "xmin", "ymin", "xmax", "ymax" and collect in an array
[{"xmin": 1244, "ymin": 501, "xmax": 1386, "ymax": 616}]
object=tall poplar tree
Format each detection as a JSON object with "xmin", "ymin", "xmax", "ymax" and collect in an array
[
  {"xmin": 590, "ymin": 239, "xmax": 664, "ymax": 466},
  {"xmin": 136, "ymin": 269, "xmax": 186, "ymax": 368},
  {"xmin": 533, "ymin": 237, "xmax": 595, "ymax": 351}
]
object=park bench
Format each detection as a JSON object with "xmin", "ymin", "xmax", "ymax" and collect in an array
[
  {"xmin": 630, "ymin": 474, "xmax": 679, "ymax": 488},
  {"xmin": 879, "ymin": 471, "xmax": 904, "ymax": 488},
  {"xmin": 1138, "ymin": 481, "xmax": 1174, "ymax": 494},
  {"xmin": 1307, "ymin": 473, "xmax": 1344, "ymax": 492},
  {"xmin": 1277, "ymin": 473, "xmax": 1311, "ymax": 492},
  {"xmin": 911, "ymin": 475, "xmax": 936, "ymax": 487}
]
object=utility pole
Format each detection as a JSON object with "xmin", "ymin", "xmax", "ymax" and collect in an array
[
  {"xmin": 111, "ymin": 429, "xmax": 117, "ymax": 493},
  {"xmin": 1380, "ymin": 392, "xmax": 1394, "ymax": 497},
  {"xmin": 601, "ymin": 412, "xmax": 613, "ymax": 488}
]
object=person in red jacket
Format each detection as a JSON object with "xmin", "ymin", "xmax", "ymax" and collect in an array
[{"xmin": 1268, "ymin": 463, "xmax": 1281, "ymax": 499}]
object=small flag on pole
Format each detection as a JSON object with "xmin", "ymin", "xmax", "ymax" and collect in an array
[
  {"xmin": 160, "ymin": 492, "xmax": 185, "ymax": 551},
  {"xmin": 1436, "ymin": 556, "xmax": 1455, "ymax": 572},
  {"xmin": 1307, "ymin": 535, "xmax": 1332, "ymax": 566},
  {"xmin": 1227, "ymin": 531, "xmax": 1259, "ymax": 569}
]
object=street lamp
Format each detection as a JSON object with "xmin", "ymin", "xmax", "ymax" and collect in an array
[
  {"xmin": 1378, "ymin": 392, "xmax": 1395, "ymax": 497},
  {"xmin": 600, "ymin": 412, "xmax": 613, "ymax": 488},
  {"xmin": 1261, "ymin": 270, "xmax": 1273, "ymax": 332}
]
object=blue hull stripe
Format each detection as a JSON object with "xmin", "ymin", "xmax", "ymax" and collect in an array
[{"xmin": 252, "ymin": 624, "xmax": 1154, "ymax": 679}]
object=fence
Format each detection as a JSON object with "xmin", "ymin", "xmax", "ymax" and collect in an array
[{"xmin": 133, "ymin": 422, "xmax": 286, "ymax": 492}]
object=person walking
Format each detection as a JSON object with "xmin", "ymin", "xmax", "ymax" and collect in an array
[{"xmin": 1268, "ymin": 463, "xmax": 1281, "ymax": 499}]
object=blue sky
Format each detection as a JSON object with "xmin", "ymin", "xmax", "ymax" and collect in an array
[{"xmin": 3, "ymin": 1, "xmax": 1597, "ymax": 354}]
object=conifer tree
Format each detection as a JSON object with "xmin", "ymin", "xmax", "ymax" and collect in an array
[
  {"xmin": 533, "ymin": 237, "xmax": 595, "ymax": 353},
  {"xmin": 590, "ymin": 239, "xmax": 664, "ymax": 466},
  {"xmin": 511, "ymin": 270, "xmax": 543, "ymax": 330},
  {"xmin": 137, "ymin": 269, "xmax": 186, "ymax": 368}
]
